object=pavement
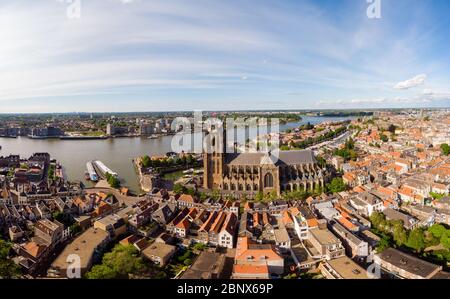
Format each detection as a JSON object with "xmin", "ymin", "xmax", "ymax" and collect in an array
[{"xmin": 84, "ymin": 186, "xmax": 144, "ymax": 207}]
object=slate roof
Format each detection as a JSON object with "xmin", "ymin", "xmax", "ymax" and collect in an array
[{"xmin": 226, "ymin": 150, "xmax": 316, "ymax": 166}]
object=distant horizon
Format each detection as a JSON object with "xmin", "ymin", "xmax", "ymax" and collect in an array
[{"xmin": 0, "ymin": 106, "xmax": 449, "ymax": 116}]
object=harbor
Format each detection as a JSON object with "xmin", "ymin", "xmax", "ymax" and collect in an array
[{"xmin": 0, "ymin": 116, "xmax": 355, "ymax": 192}]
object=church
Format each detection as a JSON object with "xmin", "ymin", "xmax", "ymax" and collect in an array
[{"xmin": 203, "ymin": 133, "xmax": 329, "ymax": 197}]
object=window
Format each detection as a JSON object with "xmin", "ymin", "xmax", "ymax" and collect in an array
[{"xmin": 264, "ymin": 173, "xmax": 274, "ymax": 188}]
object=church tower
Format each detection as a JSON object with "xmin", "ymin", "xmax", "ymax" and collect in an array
[{"xmin": 203, "ymin": 123, "xmax": 226, "ymax": 189}]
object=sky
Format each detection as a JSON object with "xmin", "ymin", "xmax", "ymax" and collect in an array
[{"xmin": 0, "ymin": 0, "xmax": 450, "ymax": 113}]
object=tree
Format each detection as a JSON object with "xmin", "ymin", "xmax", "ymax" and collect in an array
[
  {"xmin": 70, "ymin": 223, "xmax": 82, "ymax": 236},
  {"xmin": 141, "ymin": 155, "xmax": 151, "ymax": 167},
  {"xmin": 193, "ymin": 243, "xmax": 206, "ymax": 251},
  {"xmin": 255, "ymin": 192, "xmax": 264, "ymax": 202},
  {"xmin": 85, "ymin": 245, "xmax": 146, "ymax": 279},
  {"xmin": 0, "ymin": 239, "xmax": 21, "ymax": 279},
  {"xmin": 86, "ymin": 264, "xmax": 117, "ymax": 279},
  {"xmin": 428, "ymin": 224, "xmax": 447, "ymax": 239},
  {"xmin": 391, "ymin": 221, "xmax": 407, "ymax": 246},
  {"xmin": 105, "ymin": 172, "xmax": 120, "ymax": 188},
  {"xmin": 173, "ymin": 183, "xmax": 187, "ymax": 195},
  {"xmin": 370, "ymin": 212, "xmax": 385, "ymax": 229},
  {"xmin": 316, "ymin": 156, "xmax": 326, "ymax": 168},
  {"xmin": 441, "ymin": 143, "xmax": 450, "ymax": 156},
  {"xmin": 326, "ymin": 178, "xmax": 347, "ymax": 194},
  {"xmin": 430, "ymin": 192, "xmax": 445, "ymax": 200},
  {"xmin": 388, "ymin": 124, "xmax": 397, "ymax": 134},
  {"xmin": 380, "ymin": 134, "xmax": 388, "ymax": 142},
  {"xmin": 406, "ymin": 228, "xmax": 426, "ymax": 252},
  {"xmin": 376, "ymin": 236, "xmax": 391, "ymax": 253},
  {"xmin": 441, "ymin": 230, "xmax": 450, "ymax": 249}
]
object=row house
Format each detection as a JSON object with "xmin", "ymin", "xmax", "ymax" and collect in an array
[
  {"xmin": 176, "ymin": 194, "xmax": 199, "ymax": 209},
  {"xmin": 218, "ymin": 212, "xmax": 238, "ymax": 248},
  {"xmin": 435, "ymin": 209, "xmax": 450, "ymax": 226},
  {"xmin": 237, "ymin": 211, "xmax": 274, "ymax": 241},
  {"xmin": 151, "ymin": 203, "xmax": 176, "ymax": 227},
  {"xmin": 129, "ymin": 202, "xmax": 159, "ymax": 229},
  {"xmin": 34, "ymin": 219, "xmax": 67, "ymax": 248},
  {"xmin": 329, "ymin": 220, "xmax": 369, "ymax": 259},
  {"xmin": 198, "ymin": 211, "xmax": 237, "ymax": 248},
  {"xmin": 349, "ymin": 191, "xmax": 384, "ymax": 217},
  {"xmin": 166, "ymin": 207, "xmax": 190, "ymax": 233},
  {"xmin": 232, "ymin": 237, "xmax": 284, "ymax": 279},
  {"xmin": 174, "ymin": 208, "xmax": 198, "ymax": 238},
  {"xmin": 383, "ymin": 208, "xmax": 419, "ymax": 230},
  {"xmin": 308, "ymin": 221, "xmax": 345, "ymax": 261}
]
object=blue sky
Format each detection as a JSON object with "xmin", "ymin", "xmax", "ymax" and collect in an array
[{"xmin": 0, "ymin": 0, "xmax": 449, "ymax": 112}]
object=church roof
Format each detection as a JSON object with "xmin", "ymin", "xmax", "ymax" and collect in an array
[{"xmin": 226, "ymin": 150, "xmax": 316, "ymax": 166}]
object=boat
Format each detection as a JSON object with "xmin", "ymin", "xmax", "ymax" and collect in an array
[
  {"xmin": 148, "ymin": 134, "xmax": 159, "ymax": 139},
  {"xmin": 93, "ymin": 160, "xmax": 118, "ymax": 178},
  {"xmin": 86, "ymin": 161, "xmax": 99, "ymax": 181}
]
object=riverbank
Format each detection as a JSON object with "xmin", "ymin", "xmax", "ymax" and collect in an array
[
  {"xmin": 0, "ymin": 116, "xmax": 356, "ymax": 193},
  {"xmin": 133, "ymin": 157, "xmax": 153, "ymax": 192}
]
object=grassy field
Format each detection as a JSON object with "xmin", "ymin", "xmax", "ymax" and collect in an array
[{"xmin": 162, "ymin": 170, "xmax": 186, "ymax": 181}]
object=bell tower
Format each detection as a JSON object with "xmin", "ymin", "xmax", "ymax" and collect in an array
[{"xmin": 203, "ymin": 123, "xmax": 226, "ymax": 189}]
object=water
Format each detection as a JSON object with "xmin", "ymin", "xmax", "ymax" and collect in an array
[{"xmin": 0, "ymin": 116, "xmax": 355, "ymax": 192}]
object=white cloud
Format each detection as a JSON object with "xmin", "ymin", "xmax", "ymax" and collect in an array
[{"xmin": 394, "ymin": 74, "xmax": 427, "ymax": 90}]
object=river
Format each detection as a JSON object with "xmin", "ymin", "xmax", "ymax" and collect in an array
[{"xmin": 0, "ymin": 116, "xmax": 355, "ymax": 192}]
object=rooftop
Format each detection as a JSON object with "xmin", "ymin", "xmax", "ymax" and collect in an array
[
  {"xmin": 378, "ymin": 248, "xmax": 442, "ymax": 278},
  {"xmin": 324, "ymin": 256, "xmax": 368, "ymax": 279},
  {"xmin": 51, "ymin": 227, "xmax": 109, "ymax": 272}
]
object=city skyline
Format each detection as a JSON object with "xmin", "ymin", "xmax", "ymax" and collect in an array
[{"xmin": 1, "ymin": 0, "xmax": 450, "ymax": 113}]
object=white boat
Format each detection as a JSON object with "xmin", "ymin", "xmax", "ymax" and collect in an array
[
  {"xmin": 94, "ymin": 160, "xmax": 118, "ymax": 178},
  {"xmin": 86, "ymin": 161, "xmax": 99, "ymax": 181},
  {"xmin": 148, "ymin": 135, "xmax": 159, "ymax": 139}
]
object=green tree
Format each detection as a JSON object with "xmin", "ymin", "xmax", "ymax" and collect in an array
[
  {"xmin": 255, "ymin": 192, "xmax": 264, "ymax": 202},
  {"xmin": 105, "ymin": 172, "xmax": 121, "ymax": 188},
  {"xmin": 380, "ymin": 134, "xmax": 388, "ymax": 142},
  {"xmin": 441, "ymin": 230, "xmax": 450, "ymax": 249},
  {"xmin": 406, "ymin": 228, "xmax": 426, "ymax": 252},
  {"xmin": 141, "ymin": 155, "xmax": 151, "ymax": 167},
  {"xmin": 441, "ymin": 143, "xmax": 450, "ymax": 156},
  {"xmin": 173, "ymin": 183, "xmax": 187, "ymax": 195},
  {"xmin": 376, "ymin": 236, "xmax": 392, "ymax": 253},
  {"xmin": 391, "ymin": 221, "xmax": 407, "ymax": 246},
  {"xmin": 370, "ymin": 212, "xmax": 385, "ymax": 229},
  {"xmin": 0, "ymin": 239, "xmax": 21, "ymax": 279},
  {"xmin": 86, "ymin": 245, "xmax": 146, "ymax": 279},
  {"xmin": 193, "ymin": 243, "xmax": 206, "ymax": 251},
  {"xmin": 428, "ymin": 224, "xmax": 447, "ymax": 239},
  {"xmin": 326, "ymin": 178, "xmax": 347, "ymax": 194},
  {"xmin": 86, "ymin": 264, "xmax": 117, "ymax": 279},
  {"xmin": 70, "ymin": 223, "xmax": 82, "ymax": 236}
]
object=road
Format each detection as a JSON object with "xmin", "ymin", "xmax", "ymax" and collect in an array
[
  {"xmin": 308, "ymin": 130, "xmax": 351, "ymax": 153},
  {"xmin": 84, "ymin": 186, "xmax": 144, "ymax": 207}
]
